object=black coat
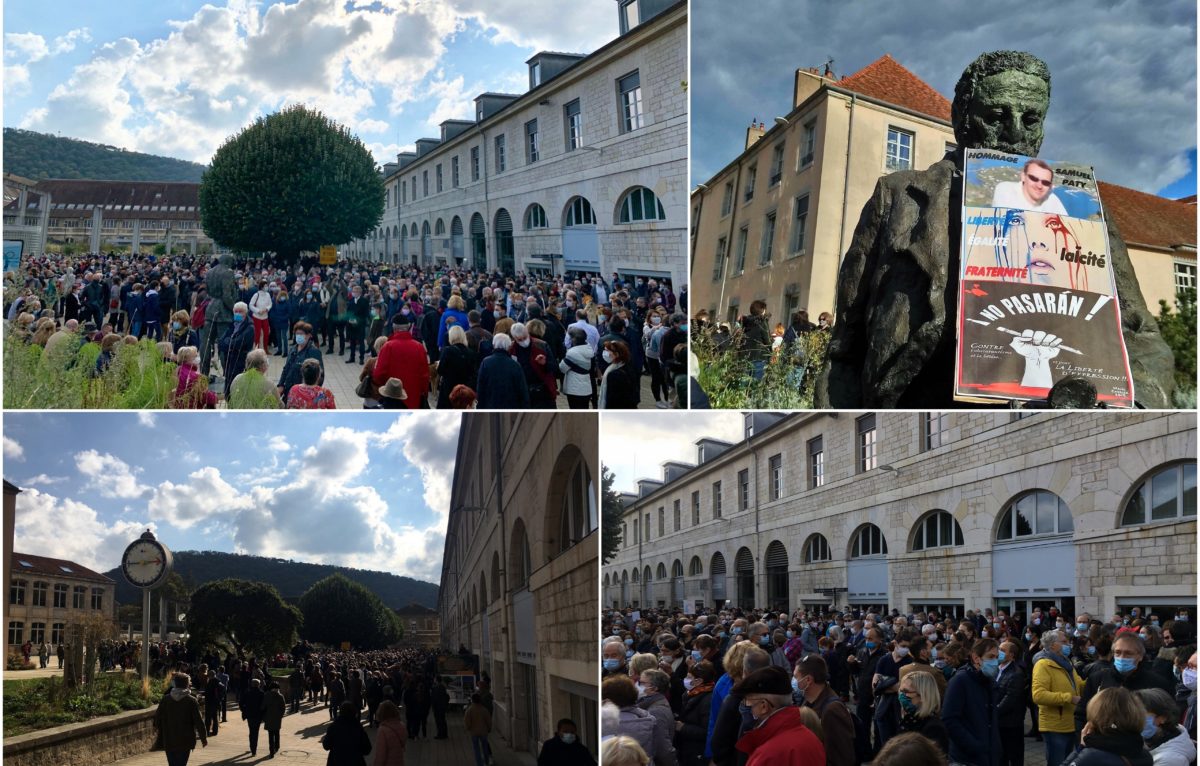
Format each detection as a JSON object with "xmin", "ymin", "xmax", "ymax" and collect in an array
[
  {"xmin": 537, "ymin": 735, "xmax": 596, "ymax": 766},
  {"xmin": 218, "ymin": 318, "xmax": 254, "ymax": 396},
  {"xmin": 994, "ymin": 662, "xmax": 1027, "ymax": 728},
  {"xmin": 436, "ymin": 343, "xmax": 478, "ymax": 409},
  {"xmin": 941, "ymin": 665, "xmax": 1000, "ymax": 766},
  {"xmin": 476, "ymin": 350, "xmax": 529, "ymax": 409},
  {"xmin": 709, "ymin": 689, "xmax": 745, "ymax": 766},
  {"xmin": 674, "ymin": 689, "xmax": 712, "ymax": 766},
  {"xmin": 900, "ymin": 713, "xmax": 949, "ymax": 757},
  {"xmin": 322, "ymin": 715, "xmax": 371, "ymax": 766},
  {"xmin": 240, "ymin": 686, "xmax": 265, "ymax": 722},
  {"xmin": 1060, "ymin": 730, "xmax": 1153, "ymax": 766},
  {"xmin": 278, "ymin": 343, "xmax": 324, "ymax": 399},
  {"xmin": 1075, "ymin": 660, "xmax": 1176, "ymax": 732},
  {"xmin": 601, "ymin": 364, "xmax": 639, "ymax": 409}
]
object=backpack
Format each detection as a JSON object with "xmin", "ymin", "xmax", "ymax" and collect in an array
[{"xmin": 813, "ymin": 692, "xmax": 871, "ymax": 765}]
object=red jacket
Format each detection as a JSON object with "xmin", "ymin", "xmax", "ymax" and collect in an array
[
  {"xmin": 372, "ymin": 330, "xmax": 430, "ymax": 409},
  {"xmin": 735, "ymin": 707, "xmax": 826, "ymax": 766}
]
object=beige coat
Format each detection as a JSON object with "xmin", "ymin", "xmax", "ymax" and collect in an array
[{"xmin": 463, "ymin": 702, "xmax": 492, "ymax": 736}]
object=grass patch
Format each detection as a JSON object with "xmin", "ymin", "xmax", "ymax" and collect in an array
[
  {"xmin": 2, "ymin": 672, "xmax": 154, "ymax": 736},
  {"xmin": 692, "ymin": 324, "xmax": 829, "ymax": 409}
]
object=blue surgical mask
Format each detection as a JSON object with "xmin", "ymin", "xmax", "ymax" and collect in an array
[
  {"xmin": 1087, "ymin": 646, "xmax": 1096, "ymax": 656},
  {"xmin": 785, "ymin": 630, "xmax": 794, "ymax": 639},
  {"xmin": 998, "ymin": 650, "xmax": 1007, "ymax": 663},
  {"xmin": 624, "ymin": 638, "xmax": 633, "ymax": 646},
  {"xmin": 1141, "ymin": 714, "xmax": 1157, "ymax": 739},
  {"xmin": 602, "ymin": 659, "xmax": 620, "ymax": 672},
  {"xmin": 865, "ymin": 641, "xmax": 877, "ymax": 650},
  {"xmin": 731, "ymin": 627, "xmax": 743, "ymax": 635},
  {"xmin": 759, "ymin": 635, "xmax": 771, "ymax": 646},
  {"xmin": 791, "ymin": 677, "xmax": 801, "ymax": 694},
  {"xmin": 691, "ymin": 650, "xmax": 702, "ymax": 663},
  {"xmin": 981, "ymin": 658, "xmax": 1000, "ymax": 679},
  {"xmin": 1060, "ymin": 644, "xmax": 1071, "ymax": 658},
  {"xmin": 294, "ymin": 333, "xmax": 306, "ymax": 345},
  {"xmin": 718, "ymin": 632, "xmax": 727, "ymax": 639},
  {"xmin": 898, "ymin": 693, "xmax": 916, "ymax": 713},
  {"xmin": 171, "ymin": 321, "xmax": 181, "ymax": 330},
  {"xmin": 625, "ymin": 650, "xmax": 634, "ymax": 659},
  {"xmin": 1114, "ymin": 657, "xmax": 1136, "ymax": 674},
  {"xmin": 233, "ymin": 313, "xmax": 245, "ymax": 322},
  {"xmin": 1077, "ymin": 623, "xmax": 1088, "ymax": 633}
]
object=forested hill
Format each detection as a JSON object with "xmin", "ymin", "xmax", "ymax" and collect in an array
[
  {"xmin": 3, "ymin": 128, "xmax": 207, "ymax": 182},
  {"xmin": 103, "ymin": 550, "xmax": 438, "ymax": 608}
]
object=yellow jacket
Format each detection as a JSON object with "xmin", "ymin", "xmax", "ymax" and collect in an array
[{"xmin": 1031, "ymin": 656, "xmax": 1084, "ymax": 733}]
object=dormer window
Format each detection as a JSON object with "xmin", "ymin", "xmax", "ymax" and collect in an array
[
  {"xmin": 619, "ymin": 0, "xmax": 638, "ymax": 34},
  {"xmin": 531, "ymin": 61, "xmax": 542, "ymax": 88}
]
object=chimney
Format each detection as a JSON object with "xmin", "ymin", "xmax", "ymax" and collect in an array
[
  {"xmin": 745, "ymin": 118, "xmax": 766, "ymax": 150},
  {"xmin": 793, "ymin": 61, "xmax": 835, "ymax": 109}
]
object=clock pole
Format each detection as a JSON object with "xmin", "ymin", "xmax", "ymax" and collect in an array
[{"xmin": 121, "ymin": 529, "xmax": 172, "ymax": 682}]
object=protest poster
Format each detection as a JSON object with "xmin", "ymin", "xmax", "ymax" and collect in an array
[
  {"xmin": 954, "ymin": 148, "xmax": 1134, "ymax": 407},
  {"xmin": 3, "ymin": 240, "xmax": 23, "ymax": 273}
]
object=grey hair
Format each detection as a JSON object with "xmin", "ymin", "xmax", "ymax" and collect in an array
[
  {"xmin": 827, "ymin": 626, "xmax": 844, "ymax": 642},
  {"xmin": 509, "ymin": 322, "xmax": 528, "ymax": 339},
  {"xmin": 1134, "ymin": 687, "xmax": 1178, "ymax": 721},
  {"xmin": 246, "ymin": 348, "xmax": 269, "ymax": 371},
  {"xmin": 492, "ymin": 333, "xmax": 512, "ymax": 351},
  {"xmin": 1040, "ymin": 630, "xmax": 1065, "ymax": 651},
  {"xmin": 233, "ymin": 301, "xmax": 248, "ymax": 313}
]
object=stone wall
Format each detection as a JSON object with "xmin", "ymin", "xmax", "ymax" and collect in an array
[{"xmin": 3, "ymin": 707, "xmax": 156, "ymax": 766}]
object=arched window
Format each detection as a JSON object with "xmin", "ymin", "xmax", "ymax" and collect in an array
[
  {"xmin": 509, "ymin": 519, "xmax": 532, "ymax": 590},
  {"xmin": 618, "ymin": 186, "xmax": 666, "ymax": 223},
  {"xmin": 803, "ymin": 534, "xmax": 831, "ymax": 563},
  {"xmin": 1121, "ymin": 462, "xmax": 1196, "ymax": 526},
  {"xmin": 688, "ymin": 556, "xmax": 703, "ymax": 576},
  {"xmin": 672, "ymin": 560, "xmax": 684, "ymax": 578},
  {"xmin": 435, "ymin": 219, "xmax": 446, "ymax": 236},
  {"xmin": 643, "ymin": 565, "xmax": 652, "ymax": 583},
  {"xmin": 911, "ymin": 510, "xmax": 965, "ymax": 551},
  {"xmin": 565, "ymin": 196, "xmax": 596, "ymax": 227},
  {"xmin": 996, "ymin": 490, "xmax": 1073, "ymax": 541},
  {"xmin": 631, "ymin": 568, "xmax": 639, "ymax": 583},
  {"xmin": 850, "ymin": 524, "xmax": 887, "ymax": 558},
  {"xmin": 656, "ymin": 563, "xmax": 667, "ymax": 580},
  {"xmin": 525, "ymin": 203, "xmax": 548, "ymax": 229},
  {"xmin": 558, "ymin": 455, "xmax": 596, "ymax": 552},
  {"xmin": 490, "ymin": 551, "xmax": 501, "ymax": 599},
  {"xmin": 604, "ymin": 574, "xmax": 610, "ymax": 587}
]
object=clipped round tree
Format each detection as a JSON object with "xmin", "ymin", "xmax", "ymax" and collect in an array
[
  {"xmin": 299, "ymin": 573, "xmax": 402, "ymax": 649},
  {"xmin": 199, "ymin": 105, "xmax": 385, "ymax": 262},
  {"xmin": 186, "ymin": 578, "xmax": 302, "ymax": 658}
]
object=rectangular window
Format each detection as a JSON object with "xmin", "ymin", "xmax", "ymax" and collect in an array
[
  {"xmin": 30, "ymin": 622, "xmax": 45, "ymax": 644},
  {"xmin": 769, "ymin": 144, "xmax": 784, "ymax": 186},
  {"xmin": 769, "ymin": 454, "xmax": 783, "ymax": 500},
  {"xmin": 422, "ymin": 170, "xmax": 429, "ymax": 196},
  {"xmin": 633, "ymin": 518, "xmax": 639, "ymax": 544},
  {"xmin": 923, "ymin": 412, "xmax": 950, "ymax": 451},
  {"xmin": 525, "ymin": 119, "xmax": 539, "ymax": 163},
  {"xmin": 436, "ymin": 164, "xmax": 443, "ymax": 193},
  {"xmin": 673, "ymin": 500, "xmax": 680, "ymax": 532},
  {"xmin": 411, "ymin": 176, "xmax": 417, "ymax": 200},
  {"xmin": 712, "ymin": 481, "xmax": 723, "ymax": 518},
  {"xmin": 620, "ymin": 0, "xmax": 638, "ymax": 32},
  {"xmin": 73, "ymin": 586, "xmax": 85, "ymax": 609},
  {"xmin": 1175, "ymin": 262, "xmax": 1196, "ymax": 293},
  {"xmin": 8, "ymin": 621, "xmax": 23, "ymax": 646},
  {"xmin": 9, "ymin": 580, "xmax": 24, "ymax": 605},
  {"xmin": 471, "ymin": 147, "xmax": 480, "ymax": 181},
  {"xmin": 618, "ymin": 70, "xmax": 644, "ymax": 132},
  {"xmin": 691, "ymin": 491, "xmax": 700, "ymax": 525},
  {"xmin": 451, "ymin": 157, "xmax": 460, "ymax": 188},
  {"xmin": 495, "ymin": 135, "xmax": 506, "ymax": 172},
  {"xmin": 53, "ymin": 584, "xmax": 67, "ymax": 608},
  {"xmin": 886, "ymin": 127, "xmax": 914, "ymax": 171},
  {"xmin": 801, "ymin": 120, "xmax": 816, "ymax": 167},
  {"xmin": 713, "ymin": 236, "xmax": 727, "ymax": 281},
  {"xmin": 790, "ymin": 195, "xmax": 810, "ymax": 254},
  {"xmin": 32, "ymin": 582, "xmax": 47, "ymax": 607},
  {"xmin": 91, "ymin": 587, "xmax": 103, "ymax": 610},
  {"xmin": 808, "ymin": 436, "xmax": 825, "ymax": 488},
  {"xmin": 51, "ymin": 622, "xmax": 65, "ymax": 645},
  {"xmin": 759, "ymin": 211, "xmax": 776, "ymax": 265},
  {"xmin": 857, "ymin": 414, "xmax": 878, "ymax": 472},
  {"xmin": 658, "ymin": 507, "xmax": 664, "ymax": 537},
  {"xmin": 738, "ymin": 468, "xmax": 750, "ymax": 510},
  {"xmin": 743, "ymin": 165, "xmax": 757, "ymax": 202},
  {"xmin": 401, "ymin": 180, "xmax": 407, "ymax": 204},
  {"xmin": 644, "ymin": 513, "xmax": 651, "ymax": 541},
  {"xmin": 734, "ymin": 226, "xmax": 749, "ymax": 274},
  {"xmin": 530, "ymin": 61, "xmax": 541, "ymax": 87},
  {"xmin": 721, "ymin": 182, "xmax": 734, "ymax": 216},
  {"xmin": 565, "ymin": 99, "xmax": 583, "ymax": 151}
]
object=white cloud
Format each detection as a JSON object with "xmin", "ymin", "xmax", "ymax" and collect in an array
[
  {"xmin": 22, "ymin": 474, "xmax": 68, "ymax": 486},
  {"xmin": 14, "ymin": 489, "xmax": 152, "ymax": 573},
  {"xmin": 51, "ymin": 27, "xmax": 92, "ymax": 56},
  {"xmin": 267, "ymin": 435, "xmax": 292, "ymax": 452},
  {"xmin": 4, "ymin": 32, "xmax": 51, "ymax": 62},
  {"xmin": 4, "ymin": 435, "xmax": 25, "ymax": 461},
  {"xmin": 601, "ymin": 412, "xmax": 745, "ymax": 493},
  {"xmin": 151, "ymin": 466, "xmax": 252, "ymax": 529},
  {"xmin": 137, "ymin": 412, "xmax": 156, "ymax": 427},
  {"xmin": 74, "ymin": 449, "xmax": 149, "ymax": 499}
]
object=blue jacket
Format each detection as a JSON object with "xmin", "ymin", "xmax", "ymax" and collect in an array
[
  {"xmin": 475, "ymin": 350, "xmax": 528, "ymax": 409},
  {"xmin": 437, "ymin": 308, "xmax": 470, "ymax": 348},
  {"xmin": 143, "ymin": 290, "xmax": 161, "ymax": 324},
  {"xmin": 124, "ymin": 292, "xmax": 144, "ymax": 324},
  {"xmin": 942, "ymin": 664, "xmax": 1000, "ymax": 766}
]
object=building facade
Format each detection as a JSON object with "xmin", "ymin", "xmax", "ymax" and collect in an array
[
  {"xmin": 689, "ymin": 56, "xmax": 1197, "ymax": 325},
  {"xmin": 393, "ymin": 603, "xmax": 440, "ymax": 648},
  {"xmin": 346, "ymin": 0, "xmax": 688, "ymax": 289},
  {"xmin": 7, "ymin": 552, "xmax": 117, "ymax": 650},
  {"xmin": 602, "ymin": 412, "xmax": 1196, "ymax": 622},
  {"xmin": 438, "ymin": 413, "xmax": 599, "ymax": 759},
  {"xmin": 2, "ymin": 176, "xmax": 214, "ymax": 257}
]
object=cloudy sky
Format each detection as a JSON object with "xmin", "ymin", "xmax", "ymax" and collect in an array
[
  {"xmin": 692, "ymin": 0, "xmax": 1198, "ymax": 197},
  {"xmin": 601, "ymin": 411, "xmax": 744, "ymax": 494},
  {"xmin": 4, "ymin": 411, "xmax": 461, "ymax": 583},
  {"xmin": 3, "ymin": 0, "xmax": 615, "ymax": 166}
]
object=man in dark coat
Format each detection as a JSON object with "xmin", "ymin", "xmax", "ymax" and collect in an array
[
  {"xmin": 1074, "ymin": 632, "xmax": 1176, "ymax": 732},
  {"xmin": 277, "ymin": 323, "xmax": 324, "ymax": 402},
  {"xmin": 204, "ymin": 670, "xmax": 223, "ymax": 736},
  {"xmin": 201, "ymin": 254, "xmax": 239, "ymax": 375},
  {"xmin": 240, "ymin": 677, "xmax": 266, "ymax": 757},
  {"xmin": 537, "ymin": 719, "xmax": 596, "ymax": 766},
  {"xmin": 942, "ymin": 639, "xmax": 1002, "ymax": 766},
  {"xmin": 217, "ymin": 303, "xmax": 254, "ymax": 398},
  {"xmin": 83, "ymin": 271, "xmax": 106, "ymax": 326},
  {"xmin": 155, "ymin": 673, "xmax": 208, "ymax": 763},
  {"xmin": 817, "ymin": 50, "xmax": 1175, "ymax": 409},
  {"xmin": 430, "ymin": 677, "xmax": 450, "ymax": 739}
]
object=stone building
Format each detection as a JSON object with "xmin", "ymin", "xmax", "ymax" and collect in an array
[
  {"xmin": 689, "ymin": 55, "xmax": 1197, "ymax": 325},
  {"xmin": 393, "ymin": 603, "xmax": 440, "ymax": 648},
  {"xmin": 7, "ymin": 552, "xmax": 117, "ymax": 651},
  {"xmin": 2, "ymin": 177, "xmax": 214, "ymax": 256},
  {"xmin": 602, "ymin": 412, "xmax": 1195, "ymax": 622},
  {"xmin": 439, "ymin": 413, "xmax": 599, "ymax": 759},
  {"xmin": 346, "ymin": 0, "xmax": 688, "ymax": 289}
]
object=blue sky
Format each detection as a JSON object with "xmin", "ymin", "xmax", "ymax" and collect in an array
[
  {"xmin": 691, "ymin": 0, "xmax": 1198, "ymax": 198},
  {"xmin": 3, "ymin": 0, "xmax": 617, "ymax": 166},
  {"xmin": 3, "ymin": 411, "xmax": 461, "ymax": 583}
]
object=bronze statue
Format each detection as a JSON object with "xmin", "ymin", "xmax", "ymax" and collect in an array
[{"xmin": 815, "ymin": 51, "xmax": 1175, "ymax": 408}]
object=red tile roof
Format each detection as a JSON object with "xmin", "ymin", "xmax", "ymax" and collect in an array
[
  {"xmin": 1098, "ymin": 182, "xmax": 1197, "ymax": 251},
  {"xmin": 11, "ymin": 552, "xmax": 115, "ymax": 584},
  {"xmin": 838, "ymin": 54, "xmax": 952, "ymax": 123}
]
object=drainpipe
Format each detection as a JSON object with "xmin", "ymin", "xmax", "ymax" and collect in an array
[
  {"xmin": 715, "ymin": 164, "xmax": 743, "ymax": 321},
  {"xmin": 481, "ymin": 129, "xmax": 493, "ymax": 271},
  {"xmin": 492, "ymin": 415, "xmax": 510, "ymax": 725},
  {"xmin": 836, "ymin": 94, "xmax": 857, "ymax": 280},
  {"xmin": 752, "ymin": 437, "xmax": 761, "ymax": 609}
]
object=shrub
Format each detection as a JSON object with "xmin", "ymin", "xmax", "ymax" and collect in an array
[
  {"xmin": 2, "ymin": 672, "xmax": 153, "ymax": 736},
  {"xmin": 691, "ymin": 323, "xmax": 829, "ymax": 409}
]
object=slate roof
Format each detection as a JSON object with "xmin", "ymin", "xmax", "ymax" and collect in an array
[{"xmin": 11, "ymin": 552, "xmax": 116, "ymax": 584}]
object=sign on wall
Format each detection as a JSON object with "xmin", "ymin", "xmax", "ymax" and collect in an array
[
  {"xmin": 954, "ymin": 148, "xmax": 1134, "ymax": 407},
  {"xmin": 4, "ymin": 240, "xmax": 23, "ymax": 273}
]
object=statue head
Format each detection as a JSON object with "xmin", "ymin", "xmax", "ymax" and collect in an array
[
  {"xmin": 219, "ymin": 253, "xmax": 236, "ymax": 268},
  {"xmin": 952, "ymin": 51, "xmax": 1051, "ymax": 156}
]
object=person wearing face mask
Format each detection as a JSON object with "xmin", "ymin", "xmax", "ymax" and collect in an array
[
  {"xmin": 636, "ymin": 670, "xmax": 676, "ymax": 765},
  {"xmin": 852, "ymin": 626, "xmax": 888, "ymax": 744},
  {"xmin": 217, "ymin": 301, "xmax": 255, "ymax": 398},
  {"xmin": 991, "ymin": 639, "xmax": 1027, "ymax": 766},
  {"xmin": 1061, "ymin": 687, "xmax": 1153, "ymax": 766},
  {"xmin": 537, "ymin": 718, "xmax": 595, "ymax": 766},
  {"xmin": 599, "ymin": 340, "xmax": 639, "ymax": 409},
  {"xmin": 941, "ymin": 638, "xmax": 1001, "ymax": 766},
  {"xmin": 1134, "ymin": 687, "xmax": 1195, "ymax": 766},
  {"xmin": 732, "ymin": 666, "xmax": 826, "ymax": 766},
  {"xmin": 1181, "ymin": 650, "xmax": 1197, "ymax": 738},
  {"xmin": 248, "ymin": 280, "xmax": 272, "ymax": 350},
  {"xmin": 794, "ymin": 654, "xmax": 857, "ymax": 766},
  {"xmin": 674, "ymin": 660, "xmax": 716, "ymax": 765},
  {"xmin": 1031, "ymin": 628, "xmax": 1084, "ymax": 766},
  {"xmin": 602, "ymin": 639, "xmax": 628, "ymax": 678},
  {"xmin": 706, "ymin": 641, "xmax": 761, "ymax": 766},
  {"xmin": 168, "ymin": 310, "xmax": 200, "ymax": 356},
  {"xmin": 871, "ymin": 631, "xmax": 914, "ymax": 752},
  {"xmin": 276, "ymin": 320, "xmax": 324, "ymax": 403},
  {"xmin": 601, "ymin": 675, "xmax": 670, "ymax": 766},
  {"xmin": 1074, "ymin": 632, "xmax": 1177, "ymax": 737}
]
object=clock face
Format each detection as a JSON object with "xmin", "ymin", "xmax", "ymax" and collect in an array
[{"xmin": 122, "ymin": 540, "xmax": 169, "ymax": 588}]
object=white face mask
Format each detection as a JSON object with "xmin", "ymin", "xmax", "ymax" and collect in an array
[
  {"xmin": 602, "ymin": 350, "xmax": 614, "ymax": 363},
  {"xmin": 518, "ymin": 338, "xmax": 530, "ymax": 348}
]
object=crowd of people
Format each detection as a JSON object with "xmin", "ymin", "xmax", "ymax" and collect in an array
[
  {"xmin": 5, "ymin": 250, "xmax": 689, "ymax": 409},
  {"xmin": 599, "ymin": 604, "xmax": 1198, "ymax": 766},
  {"xmin": 692, "ymin": 302, "xmax": 832, "ymax": 383}
]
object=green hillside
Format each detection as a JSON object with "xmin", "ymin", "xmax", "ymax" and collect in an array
[
  {"xmin": 3, "ymin": 128, "xmax": 207, "ymax": 182},
  {"xmin": 103, "ymin": 550, "xmax": 438, "ymax": 609}
]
